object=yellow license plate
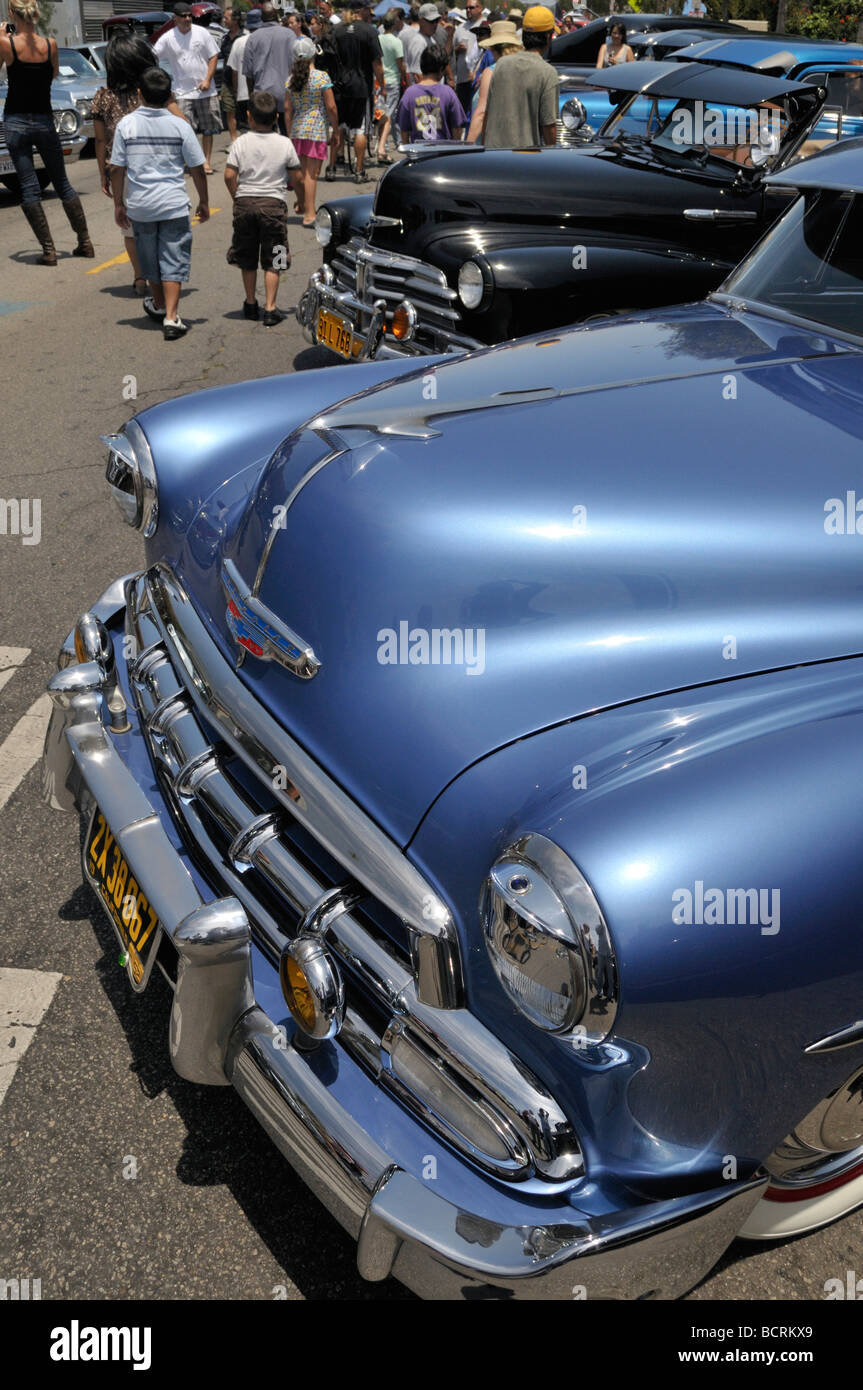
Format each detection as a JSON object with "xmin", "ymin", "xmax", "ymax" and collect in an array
[
  {"xmin": 85, "ymin": 808, "xmax": 163, "ymax": 990},
  {"xmin": 317, "ymin": 308, "xmax": 361, "ymax": 359}
]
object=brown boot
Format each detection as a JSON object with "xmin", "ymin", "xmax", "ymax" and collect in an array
[
  {"xmin": 62, "ymin": 195, "xmax": 94, "ymax": 258},
  {"xmin": 21, "ymin": 202, "xmax": 57, "ymax": 265}
]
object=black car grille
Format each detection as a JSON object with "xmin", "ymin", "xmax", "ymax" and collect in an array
[{"xmin": 330, "ymin": 236, "xmax": 474, "ymax": 344}]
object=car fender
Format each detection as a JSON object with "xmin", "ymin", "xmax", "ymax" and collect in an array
[
  {"xmin": 407, "ymin": 657, "xmax": 863, "ymax": 1183},
  {"xmin": 475, "ymin": 242, "xmax": 732, "ymax": 299}
]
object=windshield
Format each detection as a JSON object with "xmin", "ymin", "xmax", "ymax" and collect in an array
[
  {"xmin": 57, "ymin": 49, "xmax": 98, "ymax": 77},
  {"xmin": 602, "ymin": 92, "xmax": 790, "ymax": 168},
  {"xmin": 721, "ymin": 189, "xmax": 863, "ymax": 339}
]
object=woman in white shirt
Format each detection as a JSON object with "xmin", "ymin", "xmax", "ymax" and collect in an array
[{"xmin": 596, "ymin": 22, "xmax": 634, "ymax": 68}]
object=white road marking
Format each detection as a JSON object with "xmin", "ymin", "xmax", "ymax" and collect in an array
[
  {"xmin": 0, "ymin": 968, "xmax": 62, "ymax": 1109},
  {"xmin": 0, "ymin": 646, "xmax": 30, "ymax": 696},
  {"xmin": 0, "ymin": 693, "xmax": 52, "ymax": 812}
]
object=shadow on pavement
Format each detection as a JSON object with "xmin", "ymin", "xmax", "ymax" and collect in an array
[{"xmin": 62, "ymin": 878, "xmax": 413, "ymax": 1300}]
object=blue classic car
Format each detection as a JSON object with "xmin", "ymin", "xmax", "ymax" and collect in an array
[
  {"xmin": 41, "ymin": 139, "xmax": 863, "ymax": 1298},
  {"xmin": 556, "ymin": 26, "xmax": 749, "ymax": 143},
  {"xmin": 559, "ymin": 33, "xmax": 863, "ymax": 147}
]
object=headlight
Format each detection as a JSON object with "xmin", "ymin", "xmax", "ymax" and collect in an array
[
  {"xmin": 561, "ymin": 97, "xmax": 586, "ymax": 132},
  {"xmin": 56, "ymin": 109, "xmax": 80, "ymax": 135},
  {"xmin": 315, "ymin": 207, "xmax": 333, "ymax": 247},
  {"xmin": 100, "ymin": 420, "xmax": 158, "ymax": 536},
  {"xmin": 457, "ymin": 260, "xmax": 484, "ymax": 310},
  {"xmin": 481, "ymin": 833, "xmax": 618, "ymax": 1039},
  {"xmin": 75, "ymin": 98, "xmax": 92, "ymax": 120}
]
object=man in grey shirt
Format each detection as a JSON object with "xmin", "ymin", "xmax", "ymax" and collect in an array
[
  {"xmin": 402, "ymin": 3, "xmax": 451, "ymax": 83},
  {"xmin": 243, "ymin": 1, "xmax": 296, "ymax": 131},
  {"xmin": 482, "ymin": 4, "xmax": 558, "ymax": 149}
]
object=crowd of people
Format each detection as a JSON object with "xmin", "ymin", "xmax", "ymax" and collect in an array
[{"xmin": 1, "ymin": 0, "xmax": 582, "ymax": 336}]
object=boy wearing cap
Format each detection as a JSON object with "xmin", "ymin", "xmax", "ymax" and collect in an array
[{"xmin": 481, "ymin": 3, "xmax": 557, "ymax": 148}]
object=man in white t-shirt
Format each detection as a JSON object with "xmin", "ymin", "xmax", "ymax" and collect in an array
[
  {"xmin": 224, "ymin": 89, "xmax": 301, "ymax": 326},
  {"xmin": 154, "ymin": 2, "xmax": 221, "ymax": 173},
  {"xmin": 228, "ymin": 27, "xmax": 251, "ymax": 131}
]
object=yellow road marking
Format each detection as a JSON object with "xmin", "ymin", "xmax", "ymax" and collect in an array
[
  {"xmin": 87, "ymin": 251, "xmax": 129, "ymax": 275},
  {"xmin": 86, "ymin": 209, "xmax": 222, "ymax": 273}
]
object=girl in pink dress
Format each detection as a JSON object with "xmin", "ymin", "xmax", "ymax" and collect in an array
[{"xmin": 285, "ymin": 36, "xmax": 338, "ymax": 228}]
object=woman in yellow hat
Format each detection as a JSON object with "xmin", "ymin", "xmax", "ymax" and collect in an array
[{"xmin": 466, "ymin": 18, "xmax": 522, "ymax": 142}]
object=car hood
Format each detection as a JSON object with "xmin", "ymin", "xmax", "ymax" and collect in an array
[{"xmin": 177, "ymin": 303, "xmax": 863, "ymax": 846}]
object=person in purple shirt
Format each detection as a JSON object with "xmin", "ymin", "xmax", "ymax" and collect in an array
[{"xmin": 397, "ymin": 46, "xmax": 466, "ymax": 142}]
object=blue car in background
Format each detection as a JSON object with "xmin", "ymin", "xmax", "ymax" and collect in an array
[
  {"xmin": 556, "ymin": 26, "xmax": 739, "ymax": 143},
  {"xmin": 559, "ymin": 33, "xmax": 863, "ymax": 148},
  {"xmin": 675, "ymin": 35, "xmax": 863, "ymax": 151},
  {"xmin": 41, "ymin": 137, "xmax": 863, "ymax": 1298}
]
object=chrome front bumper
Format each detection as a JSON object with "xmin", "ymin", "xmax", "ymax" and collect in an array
[
  {"xmin": 42, "ymin": 578, "xmax": 768, "ymax": 1299},
  {"xmin": 298, "ymin": 267, "xmax": 482, "ymax": 361}
]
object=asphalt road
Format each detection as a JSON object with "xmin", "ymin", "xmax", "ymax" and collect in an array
[{"xmin": 0, "ymin": 139, "xmax": 860, "ymax": 1304}]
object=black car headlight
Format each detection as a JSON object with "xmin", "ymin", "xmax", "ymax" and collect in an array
[
  {"xmin": 314, "ymin": 205, "xmax": 332, "ymax": 247},
  {"xmin": 481, "ymin": 833, "xmax": 618, "ymax": 1039},
  {"xmin": 101, "ymin": 420, "xmax": 158, "ymax": 536},
  {"xmin": 457, "ymin": 260, "xmax": 485, "ymax": 310}
]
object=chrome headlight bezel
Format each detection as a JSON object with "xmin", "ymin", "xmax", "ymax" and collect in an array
[
  {"xmin": 457, "ymin": 260, "xmax": 485, "ymax": 311},
  {"xmin": 315, "ymin": 207, "xmax": 334, "ymax": 247},
  {"xmin": 56, "ymin": 109, "xmax": 80, "ymax": 135},
  {"xmin": 561, "ymin": 96, "xmax": 587, "ymax": 132},
  {"xmin": 101, "ymin": 419, "xmax": 158, "ymax": 537},
  {"xmin": 481, "ymin": 833, "xmax": 619, "ymax": 1041}
]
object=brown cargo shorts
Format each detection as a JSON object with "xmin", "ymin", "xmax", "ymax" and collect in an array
[{"xmin": 229, "ymin": 195, "xmax": 290, "ymax": 272}]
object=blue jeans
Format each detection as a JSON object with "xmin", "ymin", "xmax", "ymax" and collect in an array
[
  {"xmin": 4, "ymin": 112, "xmax": 77, "ymax": 206},
  {"xmin": 131, "ymin": 216, "xmax": 193, "ymax": 284}
]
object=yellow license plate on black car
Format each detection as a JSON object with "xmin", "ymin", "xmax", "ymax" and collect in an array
[
  {"xmin": 317, "ymin": 308, "xmax": 361, "ymax": 359},
  {"xmin": 85, "ymin": 808, "xmax": 162, "ymax": 991}
]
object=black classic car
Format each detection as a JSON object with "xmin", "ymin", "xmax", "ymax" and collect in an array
[
  {"xmin": 299, "ymin": 62, "xmax": 829, "ymax": 360},
  {"xmin": 548, "ymin": 13, "xmax": 745, "ymax": 68}
]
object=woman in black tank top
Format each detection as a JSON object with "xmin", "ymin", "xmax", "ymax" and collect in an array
[{"xmin": 0, "ymin": 0, "xmax": 93, "ymax": 264}]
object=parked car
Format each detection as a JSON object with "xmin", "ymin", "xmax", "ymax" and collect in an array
[
  {"xmin": 549, "ymin": 11, "xmax": 745, "ymax": 68},
  {"xmin": 73, "ymin": 41, "xmax": 108, "ymax": 74},
  {"xmin": 673, "ymin": 35, "xmax": 863, "ymax": 153},
  {"xmin": 41, "ymin": 138, "xmax": 863, "ymax": 1298},
  {"xmin": 0, "ymin": 92, "xmax": 87, "ymax": 195},
  {"xmin": 559, "ymin": 35, "xmax": 863, "ymax": 148},
  {"xmin": 299, "ymin": 62, "xmax": 835, "ymax": 359},
  {"xmin": 101, "ymin": 11, "xmax": 173, "ymax": 41},
  {"xmin": 54, "ymin": 46, "xmax": 104, "ymax": 150},
  {"xmin": 556, "ymin": 26, "xmax": 754, "ymax": 145}
]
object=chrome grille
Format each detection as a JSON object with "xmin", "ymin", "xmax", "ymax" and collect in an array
[
  {"xmin": 121, "ymin": 565, "xmax": 583, "ymax": 1189},
  {"xmin": 330, "ymin": 237, "xmax": 480, "ymax": 350}
]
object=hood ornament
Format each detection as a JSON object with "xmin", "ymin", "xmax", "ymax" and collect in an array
[{"xmin": 221, "ymin": 559, "xmax": 320, "ymax": 680}]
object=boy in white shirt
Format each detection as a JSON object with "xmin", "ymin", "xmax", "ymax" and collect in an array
[{"xmin": 224, "ymin": 89, "xmax": 302, "ymax": 326}]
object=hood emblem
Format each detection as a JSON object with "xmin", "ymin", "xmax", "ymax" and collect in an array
[{"xmin": 221, "ymin": 559, "xmax": 320, "ymax": 680}]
